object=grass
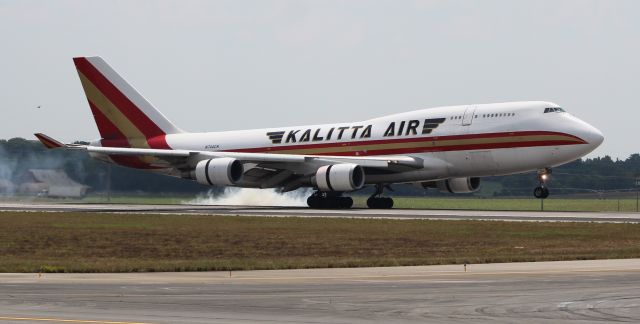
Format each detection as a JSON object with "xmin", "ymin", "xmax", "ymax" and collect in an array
[{"xmin": 1, "ymin": 211, "xmax": 640, "ymax": 273}]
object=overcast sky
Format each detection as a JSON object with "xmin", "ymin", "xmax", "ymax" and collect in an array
[{"xmin": 1, "ymin": 0, "xmax": 638, "ymax": 159}]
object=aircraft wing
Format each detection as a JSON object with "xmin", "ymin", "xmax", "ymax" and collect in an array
[
  {"xmin": 35, "ymin": 133, "xmax": 425, "ymax": 190},
  {"xmin": 35, "ymin": 134, "xmax": 421, "ymax": 168}
]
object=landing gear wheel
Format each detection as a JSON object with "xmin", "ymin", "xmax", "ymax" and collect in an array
[
  {"xmin": 533, "ymin": 168, "xmax": 552, "ymax": 199},
  {"xmin": 366, "ymin": 184, "xmax": 394, "ymax": 209},
  {"xmin": 306, "ymin": 192, "xmax": 353, "ymax": 209},
  {"xmin": 307, "ymin": 196, "xmax": 320, "ymax": 208},
  {"xmin": 367, "ymin": 197, "xmax": 393, "ymax": 209},
  {"xmin": 339, "ymin": 197, "xmax": 354, "ymax": 209},
  {"xmin": 533, "ymin": 186, "xmax": 549, "ymax": 199}
]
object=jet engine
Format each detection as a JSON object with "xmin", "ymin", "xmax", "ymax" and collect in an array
[
  {"xmin": 314, "ymin": 164, "xmax": 365, "ymax": 192},
  {"xmin": 194, "ymin": 158, "xmax": 244, "ymax": 186},
  {"xmin": 423, "ymin": 177, "xmax": 480, "ymax": 194}
]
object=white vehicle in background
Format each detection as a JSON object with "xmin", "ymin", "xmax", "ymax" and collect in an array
[{"xmin": 36, "ymin": 56, "xmax": 604, "ymax": 209}]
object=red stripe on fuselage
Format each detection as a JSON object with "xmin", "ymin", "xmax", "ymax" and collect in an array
[
  {"xmin": 147, "ymin": 135, "xmax": 170, "ymax": 149},
  {"xmin": 305, "ymin": 139, "xmax": 583, "ymax": 156}
]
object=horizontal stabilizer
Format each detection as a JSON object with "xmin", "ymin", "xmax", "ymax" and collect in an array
[{"xmin": 34, "ymin": 133, "xmax": 65, "ymax": 149}]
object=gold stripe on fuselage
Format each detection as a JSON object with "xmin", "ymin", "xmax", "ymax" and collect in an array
[{"xmin": 259, "ymin": 134, "xmax": 580, "ymax": 155}]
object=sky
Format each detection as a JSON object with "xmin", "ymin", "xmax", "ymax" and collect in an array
[{"xmin": 1, "ymin": 0, "xmax": 638, "ymax": 159}]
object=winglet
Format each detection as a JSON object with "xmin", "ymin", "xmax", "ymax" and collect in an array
[{"xmin": 34, "ymin": 133, "xmax": 65, "ymax": 149}]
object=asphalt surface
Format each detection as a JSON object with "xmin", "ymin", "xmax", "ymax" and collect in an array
[
  {"xmin": 1, "ymin": 259, "xmax": 640, "ymax": 323},
  {"xmin": 1, "ymin": 203, "xmax": 640, "ymax": 323},
  {"xmin": 1, "ymin": 202, "xmax": 639, "ymax": 223}
]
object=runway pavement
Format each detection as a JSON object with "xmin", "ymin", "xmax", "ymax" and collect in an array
[
  {"xmin": 1, "ymin": 259, "xmax": 640, "ymax": 323},
  {"xmin": 0, "ymin": 202, "xmax": 639, "ymax": 223}
]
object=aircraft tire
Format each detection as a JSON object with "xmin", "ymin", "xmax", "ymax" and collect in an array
[
  {"xmin": 541, "ymin": 187, "xmax": 550, "ymax": 199},
  {"xmin": 534, "ymin": 186, "xmax": 550, "ymax": 199},
  {"xmin": 307, "ymin": 195, "xmax": 353, "ymax": 209},
  {"xmin": 307, "ymin": 196, "xmax": 320, "ymax": 208},
  {"xmin": 339, "ymin": 197, "xmax": 354, "ymax": 209},
  {"xmin": 367, "ymin": 197, "xmax": 393, "ymax": 209}
]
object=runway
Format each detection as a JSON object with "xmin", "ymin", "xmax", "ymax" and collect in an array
[
  {"xmin": 1, "ymin": 259, "xmax": 640, "ymax": 323},
  {"xmin": 1, "ymin": 202, "xmax": 639, "ymax": 223}
]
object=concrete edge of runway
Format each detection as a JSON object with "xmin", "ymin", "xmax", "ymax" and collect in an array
[{"xmin": 1, "ymin": 258, "xmax": 639, "ymax": 284}]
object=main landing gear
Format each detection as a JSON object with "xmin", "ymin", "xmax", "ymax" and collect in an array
[
  {"xmin": 306, "ymin": 184, "xmax": 395, "ymax": 209},
  {"xmin": 367, "ymin": 184, "xmax": 394, "ymax": 209},
  {"xmin": 307, "ymin": 191, "xmax": 353, "ymax": 209},
  {"xmin": 533, "ymin": 168, "xmax": 551, "ymax": 199}
]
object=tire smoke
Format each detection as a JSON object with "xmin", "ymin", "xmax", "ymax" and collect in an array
[{"xmin": 185, "ymin": 187, "xmax": 312, "ymax": 207}]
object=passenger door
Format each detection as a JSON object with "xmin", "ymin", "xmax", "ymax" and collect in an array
[{"xmin": 462, "ymin": 106, "xmax": 477, "ymax": 126}]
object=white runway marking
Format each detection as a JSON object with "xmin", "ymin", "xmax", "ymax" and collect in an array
[{"xmin": 0, "ymin": 202, "xmax": 639, "ymax": 223}]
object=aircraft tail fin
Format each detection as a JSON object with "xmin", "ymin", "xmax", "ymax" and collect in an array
[{"xmin": 73, "ymin": 56, "xmax": 183, "ymax": 149}]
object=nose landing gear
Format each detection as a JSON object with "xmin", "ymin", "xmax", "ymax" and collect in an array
[
  {"xmin": 533, "ymin": 168, "xmax": 551, "ymax": 199},
  {"xmin": 367, "ymin": 184, "xmax": 394, "ymax": 209}
]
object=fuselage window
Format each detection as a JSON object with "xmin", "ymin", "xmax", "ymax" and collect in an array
[{"xmin": 545, "ymin": 107, "xmax": 565, "ymax": 113}]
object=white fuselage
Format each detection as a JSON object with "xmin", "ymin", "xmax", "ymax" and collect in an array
[{"xmin": 158, "ymin": 101, "xmax": 603, "ymax": 184}]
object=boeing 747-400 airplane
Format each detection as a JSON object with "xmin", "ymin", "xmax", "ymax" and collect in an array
[{"xmin": 36, "ymin": 56, "xmax": 604, "ymax": 208}]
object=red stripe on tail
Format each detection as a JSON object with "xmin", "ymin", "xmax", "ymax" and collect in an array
[
  {"xmin": 73, "ymin": 58, "xmax": 165, "ymax": 139},
  {"xmin": 88, "ymin": 101, "xmax": 127, "ymax": 141},
  {"xmin": 76, "ymin": 58, "xmax": 171, "ymax": 149}
]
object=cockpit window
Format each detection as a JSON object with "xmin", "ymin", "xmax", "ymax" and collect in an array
[{"xmin": 544, "ymin": 107, "xmax": 565, "ymax": 113}]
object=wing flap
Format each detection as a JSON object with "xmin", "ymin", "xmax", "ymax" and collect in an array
[{"xmin": 87, "ymin": 146, "xmax": 193, "ymax": 157}]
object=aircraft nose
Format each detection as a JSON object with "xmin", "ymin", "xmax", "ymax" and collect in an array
[{"xmin": 582, "ymin": 122, "xmax": 604, "ymax": 148}]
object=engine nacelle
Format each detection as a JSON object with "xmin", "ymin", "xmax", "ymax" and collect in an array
[
  {"xmin": 314, "ymin": 164, "xmax": 365, "ymax": 192},
  {"xmin": 423, "ymin": 177, "xmax": 481, "ymax": 194},
  {"xmin": 194, "ymin": 158, "xmax": 244, "ymax": 186}
]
